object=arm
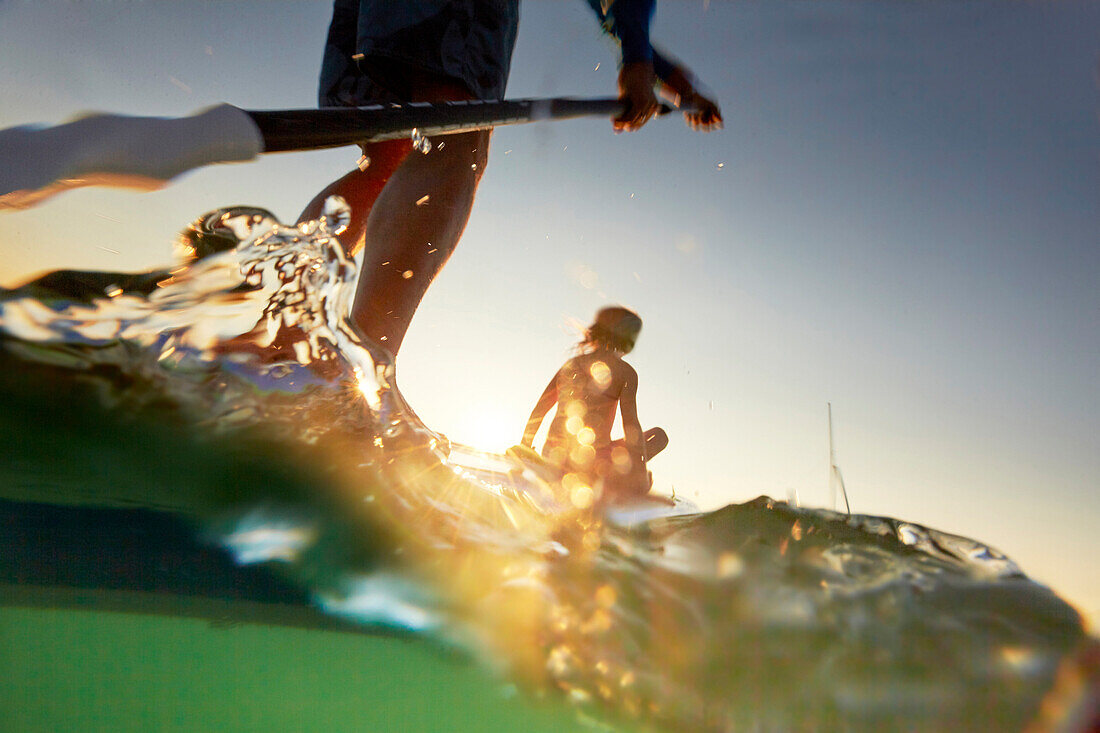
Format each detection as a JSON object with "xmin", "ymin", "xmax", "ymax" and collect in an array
[
  {"xmin": 617, "ymin": 367, "xmax": 648, "ymax": 485},
  {"xmin": 522, "ymin": 373, "xmax": 560, "ymax": 447},
  {"xmin": 652, "ymin": 51, "xmax": 724, "ymax": 131},
  {"xmin": 582, "ymin": 0, "xmax": 660, "ymax": 131},
  {"xmin": 582, "ymin": 1, "xmax": 723, "ymax": 132}
]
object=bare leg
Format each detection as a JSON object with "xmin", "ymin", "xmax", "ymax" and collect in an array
[
  {"xmin": 297, "ymin": 139, "xmax": 414, "ymax": 256},
  {"xmin": 606, "ymin": 427, "xmax": 668, "ymax": 464},
  {"xmin": 351, "ymin": 128, "xmax": 489, "ymax": 353},
  {"xmin": 298, "ymin": 70, "xmax": 488, "ymax": 357},
  {"xmin": 643, "ymin": 427, "xmax": 668, "ymax": 461}
]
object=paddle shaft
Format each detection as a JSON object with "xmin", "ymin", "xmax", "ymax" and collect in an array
[
  {"xmin": 0, "ymin": 96, "xmax": 677, "ymax": 210},
  {"xmin": 249, "ymin": 97, "xmax": 670, "ymax": 153}
]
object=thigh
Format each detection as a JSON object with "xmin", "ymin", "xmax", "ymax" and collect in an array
[{"xmin": 605, "ymin": 428, "xmax": 668, "ymax": 462}]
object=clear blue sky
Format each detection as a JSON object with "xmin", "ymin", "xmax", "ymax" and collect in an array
[{"xmin": 0, "ymin": 1, "xmax": 1096, "ymax": 627}]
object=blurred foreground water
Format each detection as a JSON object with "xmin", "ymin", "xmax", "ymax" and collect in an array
[{"xmin": 1, "ymin": 202, "xmax": 1096, "ymax": 732}]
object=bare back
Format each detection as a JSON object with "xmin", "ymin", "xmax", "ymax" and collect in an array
[
  {"xmin": 522, "ymin": 335, "xmax": 663, "ymax": 501},
  {"xmin": 545, "ymin": 349, "xmax": 637, "ymax": 453}
]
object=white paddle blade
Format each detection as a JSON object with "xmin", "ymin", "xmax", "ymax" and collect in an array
[{"xmin": 0, "ymin": 104, "xmax": 263, "ymax": 211}]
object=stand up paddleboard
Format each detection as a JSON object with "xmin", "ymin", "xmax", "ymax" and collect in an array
[
  {"xmin": 0, "ymin": 97, "xmax": 674, "ymax": 210},
  {"xmin": 0, "ymin": 443, "xmax": 695, "ymax": 635},
  {"xmin": 487, "ymin": 442, "xmax": 696, "ymax": 526}
]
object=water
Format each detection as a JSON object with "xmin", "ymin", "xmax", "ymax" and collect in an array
[{"xmin": 0, "ymin": 202, "xmax": 1095, "ymax": 732}]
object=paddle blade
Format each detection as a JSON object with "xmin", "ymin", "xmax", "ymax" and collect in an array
[{"xmin": 0, "ymin": 105, "xmax": 262, "ymax": 211}]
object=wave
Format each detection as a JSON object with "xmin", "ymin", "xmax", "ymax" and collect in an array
[{"xmin": 1, "ymin": 201, "xmax": 1095, "ymax": 732}]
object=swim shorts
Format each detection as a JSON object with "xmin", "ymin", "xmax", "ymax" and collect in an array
[{"xmin": 318, "ymin": 1, "xmax": 514, "ymax": 107}]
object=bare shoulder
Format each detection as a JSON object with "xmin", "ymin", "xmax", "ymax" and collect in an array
[
  {"xmin": 608, "ymin": 355, "xmax": 637, "ymax": 385},
  {"xmin": 558, "ymin": 355, "xmax": 583, "ymax": 378},
  {"xmin": 563, "ymin": 352, "xmax": 637, "ymax": 390}
]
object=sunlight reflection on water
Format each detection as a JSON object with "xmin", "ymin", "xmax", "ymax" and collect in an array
[{"xmin": 0, "ymin": 201, "xmax": 1095, "ymax": 732}]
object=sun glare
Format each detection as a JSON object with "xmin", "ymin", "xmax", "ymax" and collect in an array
[{"xmin": 456, "ymin": 408, "xmax": 520, "ymax": 453}]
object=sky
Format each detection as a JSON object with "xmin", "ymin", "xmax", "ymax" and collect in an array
[{"xmin": 0, "ymin": 1, "xmax": 1096, "ymax": 628}]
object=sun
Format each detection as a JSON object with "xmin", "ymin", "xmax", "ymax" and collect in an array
[{"xmin": 455, "ymin": 407, "xmax": 520, "ymax": 453}]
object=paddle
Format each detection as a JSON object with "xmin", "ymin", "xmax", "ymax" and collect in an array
[{"xmin": 0, "ymin": 97, "xmax": 671, "ymax": 211}]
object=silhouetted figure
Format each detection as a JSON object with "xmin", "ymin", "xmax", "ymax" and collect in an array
[
  {"xmin": 298, "ymin": 1, "xmax": 723, "ymax": 356},
  {"xmin": 521, "ymin": 306, "xmax": 667, "ymax": 503}
]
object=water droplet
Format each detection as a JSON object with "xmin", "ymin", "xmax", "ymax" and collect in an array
[
  {"xmin": 415, "ymin": 195, "xmax": 430, "ymax": 206},
  {"xmin": 410, "ymin": 128, "xmax": 431, "ymax": 154},
  {"xmin": 401, "ymin": 270, "xmax": 413, "ymax": 279},
  {"xmin": 717, "ymin": 552, "xmax": 743, "ymax": 579},
  {"xmin": 547, "ymin": 645, "xmax": 575, "ymax": 676},
  {"xmin": 594, "ymin": 62, "xmax": 601, "ymax": 71},
  {"xmin": 320, "ymin": 196, "xmax": 351, "ymax": 235},
  {"xmin": 570, "ymin": 485, "xmax": 595, "ymax": 509},
  {"xmin": 717, "ymin": 162, "xmax": 725, "ymax": 169},
  {"xmin": 357, "ymin": 155, "xmax": 371, "ymax": 171},
  {"xmin": 411, "ymin": 131, "xmax": 423, "ymax": 150}
]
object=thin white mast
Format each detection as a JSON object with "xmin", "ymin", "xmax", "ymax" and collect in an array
[{"xmin": 828, "ymin": 403, "xmax": 851, "ymax": 515}]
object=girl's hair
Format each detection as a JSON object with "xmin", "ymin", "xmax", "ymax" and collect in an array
[{"xmin": 581, "ymin": 306, "xmax": 642, "ymax": 353}]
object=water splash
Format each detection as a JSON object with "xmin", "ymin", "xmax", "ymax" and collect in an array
[{"xmin": 0, "ymin": 203, "xmax": 1094, "ymax": 732}]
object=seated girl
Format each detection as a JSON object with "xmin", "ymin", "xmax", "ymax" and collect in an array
[{"xmin": 520, "ymin": 306, "xmax": 667, "ymax": 504}]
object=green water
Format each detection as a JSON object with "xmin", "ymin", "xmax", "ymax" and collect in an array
[{"xmin": 0, "ymin": 607, "xmax": 581, "ymax": 733}]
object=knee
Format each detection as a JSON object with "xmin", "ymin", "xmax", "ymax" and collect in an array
[
  {"xmin": 646, "ymin": 427, "xmax": 668, "ymax": 443},
  {"xmin": 645, "ymin": 428, "xmax": 668, "ymax": 457}
]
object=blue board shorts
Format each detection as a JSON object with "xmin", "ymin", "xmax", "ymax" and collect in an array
[
  {"xmin": 318, "ymin": 1, "xmax": 515, "ymax": 107},
  {"xmin": 320, "ymin": 54, "xmax": 469, "ymax": 108}
]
